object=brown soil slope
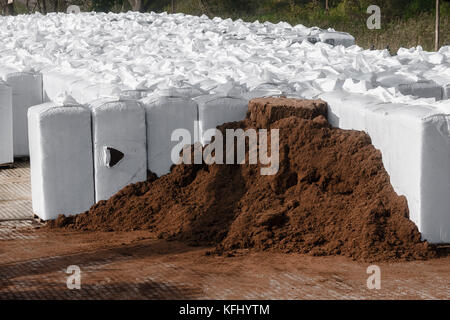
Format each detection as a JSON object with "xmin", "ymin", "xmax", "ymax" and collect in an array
[{"xmin": 50, "ymin": 98, "xmax": 436, "ymax": 262}]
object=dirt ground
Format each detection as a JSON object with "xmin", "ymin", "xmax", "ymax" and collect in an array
[
  {"xmin": 0, "ymin": 221, "xmax": 448, "ymax": 300},
  {"xmin": 0, "ymin": 160, "xmax": 448, "ymax": 300}
]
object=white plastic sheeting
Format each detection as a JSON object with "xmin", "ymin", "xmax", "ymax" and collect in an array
[
  {"xmin": 318, "ymin": 31, "xmax": 355, "ymax": 47},
  {"xmin": 42, "ymin": 67, "xmax": 122, "ymax": 104},
  {"xmin": 397, "ymin": 80, "xmax": 443, "ymax": 100},
  {"xmin": 0, "ymin": 81, "xmax": 13, "ymax": 165},
  {"xmin": 195, "ymin": 94, "xmax": 248, "ymax": 145},
  {"xmin": 320, "ymin": 91, "xmax": 450, "ymax": 243},
  {"xmin": 89, "ymin": 98, "xmax": 147, "ymax": 202},
  {"xmin": 141, "ymin": 91, "xmax": 198, "ymax": 176},
  {"xmin": 0, "ymin": 12, "xmax": 447, "ymax": 107},
  {"xmin": 28, "ymin": 98, "xmax": 94, "ymax": 220},
  {"xmin": 0, "ymin": 67, "xmax": 43, "ymax": 156}
]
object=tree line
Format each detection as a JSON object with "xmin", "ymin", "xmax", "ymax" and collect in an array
[{"xmin": 0, "ymin": 0, "xmax": 444, "ymax": 21}]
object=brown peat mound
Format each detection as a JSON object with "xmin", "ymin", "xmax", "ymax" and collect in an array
[{"xmin": 49, "ymin": 98, "xmax": 437, "ymax": 262}]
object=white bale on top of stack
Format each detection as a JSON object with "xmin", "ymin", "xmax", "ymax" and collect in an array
[
  {"xmin": 320, "ymin": 90, "xmax": 450, "ymax": 243},
  {"xmin": 141, "ymin": 88, "xmax": 200, "ymax": 177},
  {"xmin": 0, "ymin": 81, "xmax": 13, "ymax": 165},
  {"xmin": 0, "ymin": 66, "xmax": 43, "ymax": 156},
  {"xmin": 195, "ymin": 82, "xmax": 249, "ymax": 145},
  {"xmin": 89, "ymin": 98, "xmax": 147, "ymax": 202},
  {"xmin": 195, "ymin": 94, "xmax": 248, "ymax": 145},
  {"xmin": 318, "ymin": 31, "xmax": 355, "ymax": 47},
  {"xmin": 28, "ymin": 95, "xmax": 95, "ymax": 220},
  {"xmin": 397, "ymin": 80, "xmax": 443, "ymax": 101},
  {"xmin": 42, "ymin": 67, "xmax": 122, "ymax": 104}
]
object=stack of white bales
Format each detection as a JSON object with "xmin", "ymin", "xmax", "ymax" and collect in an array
[{"xmin": 0, "ymin": 12, "xmax": 447, "ymax": 243}]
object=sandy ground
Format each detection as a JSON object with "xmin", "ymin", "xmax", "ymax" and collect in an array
[{"xmin": 0, "ymin": 160, "xmax": 448, "ymax": 300}]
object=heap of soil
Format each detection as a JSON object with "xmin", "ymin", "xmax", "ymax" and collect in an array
[{"xmin": 50, "ymin": 97, "xmax": 437, "ymax": 262}]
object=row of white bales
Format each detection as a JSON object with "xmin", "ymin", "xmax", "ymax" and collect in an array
[{"xmin": 0, "ymin": 12, "xmax": 449, "ymax": 243}]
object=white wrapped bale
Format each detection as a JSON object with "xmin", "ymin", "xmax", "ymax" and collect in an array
[
  {"xmin": 141, "ymin": 93, "xmax": 198, "ymax": 176},
  {"xmin": 243, "ymin": 89, "xmax": 283, "ymax": 101},
  {"xmin": 398, "ymin": 80, "xmax": 443, "ymax": 100},
  {"xmin": 0, "ymin": 81, "xmax": 13, "ymax": 165},
  {"xmin": 89, "ymin": 98, "xmax": 147, "ymax": 202},
  {"xmin": 320, "ymin": 90, "xmax": 381, "ymax": 130},
  {"xmin": 320, "ymin": 91, "xmax": 450, "ymax": 243},
  {"xmin": 368, "ymin": 104, "xmax": 450, "ymax": 244},
  {"xmin": 42, "ymin": 68, "xmax": 83, "ymax": 102},
  {"xmin": 42, "ymin": 68, "xmax": 121, "ymax": 104},
  {"xmin": 242, "ymin": 83, "xmax": 288, "ymax": 101},
  {"xmin": 28, "ymin": 100, "xmax": 95, "ymax": 220},
  {"xmin": 318, "ymin": 31, "xmax": 355, "ymax": 47},
  {"xmin": 375, "ymin": 72, "xmax": 416, "ymax": 89},
  {"xmin": 195, "ymin": 94, "xmax": 248, "ymax": 145},
  {"xmin": 0, "ymin": 68, "xmax": 43, "ymax": 156},
  {"xmin": 71, "ymin": 81, "xmax": 121, "ymax": 104}
]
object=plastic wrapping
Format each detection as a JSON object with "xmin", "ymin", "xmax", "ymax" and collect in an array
[
  {"xmin": 318, "ymin": 31, "xmax": 355, "ymax": 47},
  {"xmin": 141, "ymin": 92, "xmax": 198, "ymax": 176},
  {"xmin": 0, "ymin": 67, "xmax": 43, "ymax": 156},
  {"xmin": 195, "ymin": 94, "xmax": 248, "ymax": 145},
  {"xmin": 0, "ymin": 81, "xmax": 13, "ymax": 164},
  {"xmin": 89, "ymin": 98, "xmax": 147, "ymax": 201},
  {"xmin": 28, "ymin": 100, "xmax": 94, "ymax": 220},
  {"xmin": 0, "ymin": 13, "xmax": 447, "ymax": 108},
  {"xmin": 321, "ymin": 91, "xmax": 450, "ymax": 243},
  {"xmin": 398, "ymin": 80, "xmax": 443, "ymax": 100},
  {"xmin": 42, "ymin": 68, "xmax": 121, "ymax": 104}
]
